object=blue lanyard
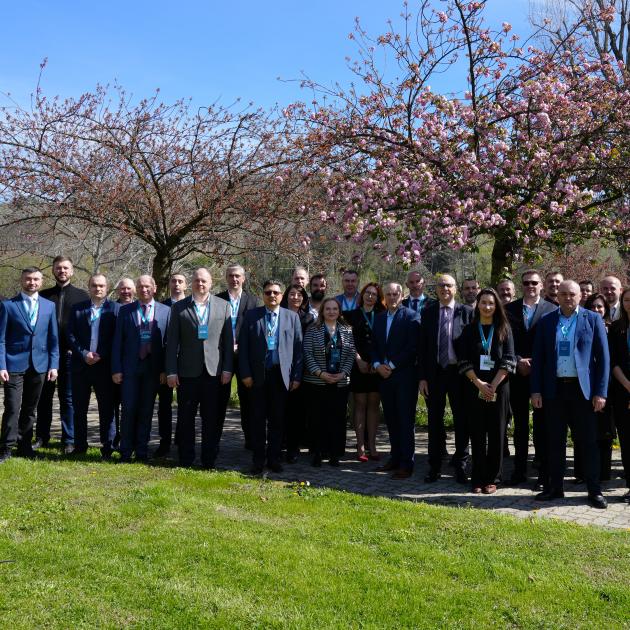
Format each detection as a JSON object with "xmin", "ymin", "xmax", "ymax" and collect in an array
[
  {"xmin": 138, "ymin": 303, "xmax": 153, "ymax": 326},
  {"xmin": 478, "ymin": 323, "xmax": 494, "ymax": 355},
  {"xmin": 559, "ymin": 312, "xmax": 577, "ymax": 339},
  {"xmin": 361, "ymin": 308, "xmax": 374, "ymax": 330},
  {"xmin": 266, "ymin": 311, "xmax": 279, "ymax": 337},
  {"xmin": 90, "ymin": 304, "xmax": 104, "ymax": 323},
  {"xmin": 194, "ymin": 301, "xmax": 209, "ymax": 325},
  {"xmin": 327, "ymin": 326, "xmax": 338, "ymax": 347},
  {"xmin": 229, "ymin": 294, "xmax": 240, "ymax": 329},
  {"xmin": 342, "ymin": 295, "xmax": 357, "ymax": 311}
]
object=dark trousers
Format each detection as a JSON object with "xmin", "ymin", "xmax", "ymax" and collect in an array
[
  {"xmin": 427, "ymin": 365, "xmax": 469, "ymax": 472},
  {"xmin": 250, "ymin": 366, "xmax": 288, "ymax": 467},
  {"xmin": 613, "ymin": 388, "xmax": 630, "ymax": 489},
  {"xmin": 113, "ymin": 383, "xmax": 122, "ymax": 448},
  {"xmin": 510, "ymin": 373, "xmax": 547, "ymax": 480},
  {"xmin": 72, "ymin": 363, "xmax": 116, "ymax": 452},
  {"xmin": 217, "ymin": 363, "xmax": 253, "ymax": 447},
  {"xmin": 35, "ymin": 351, "xmax": 74, "ymax": 444},
  {"xmin": 467, "ymin": 382, "xmax": 509, "ymax": 487},
  {"xmin": 177, "ymin": 370, "xmax": 221, "ymax": 467},
  {"xmin": 120, "ymin": 359, "xmax": 158, "ymax": 460},
  {"xmin": 0, "ymin": 368, "xmax": 46, "ymax": 451},
  {"xmin": 307, "ymin": 383, "xmax": 349, "ymax": 459},
  {"xmin": 286, "ymin": 385, "xmax": 309, "ymax": 455},
  {"xmin": 544, "ymin": 379, "xmax": 601, "ymax": 495},
  {"xmin": 379, "ymin": 368, "xmax": 418, "ymax": 471},
  {"xmin": 157, "ymin": 382, "xmax": 175, "ymax": 448}
]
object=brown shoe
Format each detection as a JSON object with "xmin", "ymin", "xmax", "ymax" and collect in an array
[
  {"xmin": 391, "ymin": 469, "xmax": 413, "ymax": 480},
  {"xmin": 482, "ymin": 484, "xmax": 497, "ymax": 494}
]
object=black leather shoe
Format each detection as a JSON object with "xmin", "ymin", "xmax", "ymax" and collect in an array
[
  {"xmin": 535, "ymin": 489, "xmax": 565, "ymax": 501},
  {"xmin": 532, "ymin": 478, "xmax": 545, "ymax": 492},
  {"xmin": 286, "ymin": 452, "xmax": 298, "ymax": 464},
  {"xmin": 587, "ymin": 494, "xmax": 607, "ymax": 509},
  {"xmin": 32, "ymin": 438, "xmax": 48, "ymax": 450},
  {"xmin": 455, "ymin": 469, "xmax": 468, "ymax": 485},
  {"xmin": 100, "ymin": 447, "xmax": 112, "ymax": 460},
  {"xmin": 506, "ymin": 474, "xmax": 527, "ymax": 486},
  {"xmin": 329, "ymin": 457, "xmax": 340, "ymax": 467},
  {"xmin": 424, "ymin": 470, "xmax": 441, "ymax": 483},
  {"xmin": 152, "ymin": 444, "xmax": 170, "ymax": 458},
  {"xmin": 268, "ymin": 462, "xmax": 284, "ymax": 473},
  {"xmin": 0, "ymin": 450, "xmax": 12, "ymax": 464},
  {"xmin": 249, "ymin": 464, "xmax": 264, "ymax": 475},
  {"xmin": 15, "ymin": 447, "xmax": 41, "ymax": 459},
  {"xmin": 311, "ymin": 455, "xmax": 322, "ymax": 468}
]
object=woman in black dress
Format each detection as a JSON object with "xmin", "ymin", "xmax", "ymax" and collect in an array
[
  {"xmin": 457, "ymin": 288, "xmax": 516, "ymax": 494},
  {"xmin": 280, "ymin": 284, "xmax": 315, "ymax": 462},
  {"xmin": 609, "ymin": 287, "xmax": 630, "ymax": 503},
  {"xmin": 344, "ymin": 283, "xmax": 385, "ymax": 461}
]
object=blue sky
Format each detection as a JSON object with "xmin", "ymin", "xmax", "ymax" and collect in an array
[{"xmin": 1, "ymin": 0, "xmax": 534, "ymax": 109}]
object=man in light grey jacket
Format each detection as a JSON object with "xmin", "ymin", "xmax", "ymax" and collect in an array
[{"xmin": 166, "ymin": 268, "xmax": 233, "ymax": 468}]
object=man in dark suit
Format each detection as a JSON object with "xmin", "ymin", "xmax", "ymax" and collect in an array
[
  {"xmin": 505, "ymin": 269, "xmax": 557, "ymax": 487},
  {"xmin": 418, "ymin": 273, "xmax": 473, "ymax": 483},
  {"xmin": 0, "ymin": 267, "xmax": 59, "ymax": 462},
  {"xmin": 166, "ymin": 268, "xmax": 234, "ymax": 468},
  {"xmin": 216, "ymin": 264, "xmax": 260, "ymax": 450},
  {"xmin": 402, "ymin": 270, "xmax": 436, "ymax": 322},
  {"xmin": 34, "ymin": 255, "xmax": 89, "ymax": 454},
  {"xmin": 153, "ymin": 272, "xmax": 188, "ymax": 458},
  {"xmin": 531, "ymin": 280, "xmax": 610, "ymax": 509},
  {"xmin": 112, "ymin": 275, "xmax": 170, "ymax": 463},
  {"xmin": 239, "ymin": 280, "xmax": 303, "ymax": 474},
  {"xmin": 543, "ymin": 271, "xmax": 563, "ymax": 306},
  {"xmin": 371, "ymin": 282, "xmax": 420, "ymax": 479},
  {"xmin": 67, "ymin": 274, "xmax": 120, "ymax": 459}
]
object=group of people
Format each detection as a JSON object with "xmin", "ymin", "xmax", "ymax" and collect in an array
[{"xmin": 0, "ymin": 257, "xmax": 629, "ymax": 511}]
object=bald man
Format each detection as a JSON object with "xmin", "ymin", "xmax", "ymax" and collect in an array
[
  {"xmin": 600, "ymin": 276, "xmax": 622, "ymax": 321},
  {"xmin": 531, "ymin": 280, "xmax": 610, "ymax": 509},
  {"xmin": 418, "ymin": 274, "xmax": 474, "ymax": 484}
]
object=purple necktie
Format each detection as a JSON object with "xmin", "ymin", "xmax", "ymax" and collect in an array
[{"xmin": 438, "ymin": 307, "xmax": 450, "ymax": 368}]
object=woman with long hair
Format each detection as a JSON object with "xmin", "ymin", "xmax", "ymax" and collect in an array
[
  {"xmin": 303, "ymin": 298, "xmax": 356, "ymax": 466},
  {"xmin": 608, "ymin": 287, "xmax": 630, "ymax": 503},
  {"xmin": 344, "ymin": 282, "xmax": 386, "ymax": 461},
  {"xmin": 457, "ymin": 288, "xmax": 516, "ymax": 494}
]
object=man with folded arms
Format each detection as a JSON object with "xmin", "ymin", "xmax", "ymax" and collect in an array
[{"xmin": 531, "ymin": 280, "xmax": 610, "ymax": 509}]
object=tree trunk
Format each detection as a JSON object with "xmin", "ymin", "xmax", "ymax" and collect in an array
[
  {"xmin": 490, "ymin": 234, "xmax": 516, "ymax": 286},
  {"xmin": 151, "ymin": 249, "xmax": 173, "ymax": 298}
]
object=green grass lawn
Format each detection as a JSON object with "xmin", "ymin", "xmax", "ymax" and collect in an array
[{"xmin": 1, "ymin": 458, "xmax": 628, "ymax": 629}]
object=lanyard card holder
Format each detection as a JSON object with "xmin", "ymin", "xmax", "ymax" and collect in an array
[
  {"xmin": 140, "ymin": 329, "xmax": 151, "ymax": 342},
  {"xmin": 479, "ymin": 355, "xmax": 495, "ymax": 371},
  {"xmin": 198, "ymin": 324, "xmax": 208, "ymax": 340},
  {"xmin": 558, "ymin": 340, "xmax": 571, "ymax": 357}
]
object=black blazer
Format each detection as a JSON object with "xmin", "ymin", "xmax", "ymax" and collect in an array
[
  {"xmin": 67, "ymin": 299, "xmax": 120, "ymax": 370},
  {"xmin": 609, "ymin": 320, "xmax": 630, "ymax": 383},
  {"xmin": 40, "ymin": 283, "xmax": 90, "ymax": 353},
  {"xmin": 418, "ymin": 301, "xmax": 473, "ymax": 381},
  {"xmin": 505, "ymin": 298, "xmax": 557, "ymax": 360},
  {"xmin": 215, "ymin": 290, "xmax": 261, "ymax": 341},
  {"xmin": 371, "ymin": 306, "xmax": 420, "ymax": 373},
  {"xmin": 457, "ymin": 322, "xmax": 516, "ymax": 384},
  {"xmin": 402, "ymin": 295, "xmax": 437, "ymax": 317}
]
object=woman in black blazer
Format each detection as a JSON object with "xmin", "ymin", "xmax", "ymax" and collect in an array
[
  {"xmin": 609, "ymin": 287, "xmax": 630, "ymax": 503},
  {"xmin": 280, "ymin": 284, "xmax": 315, "ymax": 462},
  {"xmin": 458, "ymin": 288, "xmax": 516, "ymax": 494},
  {"xmin": 303, "ymin": 298, "xmax": 356, "ymax": 466}
]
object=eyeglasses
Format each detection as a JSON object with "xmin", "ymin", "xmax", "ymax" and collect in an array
[
  {"xmin": 364, "ymin": 292, "xmax": 378, "ymax": 298},
  {"xmin": 438, "ymin": 283, "xmax": 454, "ymax": 288},
  {"xmin": 522, "ymin": 281, "xmax": 539, "ymax": 286},
  {"xmin": 264, "ymin": 290, "xmax": 281, "ymax": 296}
]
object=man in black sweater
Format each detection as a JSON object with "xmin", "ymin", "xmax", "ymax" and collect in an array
[{"xmin": 33, "ymin": 256, "xmax": 89, "ymax": 454}]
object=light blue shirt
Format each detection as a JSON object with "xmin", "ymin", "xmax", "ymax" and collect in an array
[
  {"xmin": 20, "ymin": 291, "xmax": 39, "ymax": 327},
  {"xmin": 556, "ymin": 307, "xmax": 579, "ymax": 378},
  {"xmin": 88, "ymin": 302, "xmax": 105, "ymax": 354},
  {"xmin": 522, "ymin": 299, "xmax": 539, "ymax": 330},
  {"xmin": 265, "ymin": 308, "xmax": 280, "ymax": 367}
]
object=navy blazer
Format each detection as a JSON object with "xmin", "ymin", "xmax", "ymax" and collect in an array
[
  {"xmin": 505, "ymin": 298, "xmax": 557, "ymax": 360},
  {"xmin": 0, "ymin": 295, "xmax": 60, "ymax": 373},
  {"xmin": 67, "ymin": 299, "xmax": 120, "ymax": 371},
  {"xmin": 417, "ymin": 301, "xmax": 473, "ymax": 381},
  {"xmin": 238, "ymin": 306, "xmax": 303, "ymax": 389},
  {"xmin": 371, "ymin": 306, "xmax": 420, "ymax": 374},
  {"xmin": 531, "ymin": 308, "xmax": 609, "ymax": 401},
  {"xmin": 111, "ymin": 300, "xmax": 170, "ymax": 375}
]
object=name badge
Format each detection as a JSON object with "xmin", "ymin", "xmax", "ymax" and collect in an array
[
  {"xmin": 198, "ymin": 324, "xmax": 208, "ymax": 340},
  {"xmin": 558, "ymin": 340, "xmax": 571, "ymax": 357},
  {"xmin": 140, "ymin": 330, "xmax": 151, "ymax": 342},
  {"xmin": 267, "ymin": 335, "xmax": 276, "ymax": 351},
  {"xmin": 479, "ymin": 355, "xmax": 495, "ymax": 371}
]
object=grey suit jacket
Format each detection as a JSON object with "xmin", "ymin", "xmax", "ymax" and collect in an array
[{"xmin": 165, "ymin": 295, "xmax": 234, "ymax": 378}]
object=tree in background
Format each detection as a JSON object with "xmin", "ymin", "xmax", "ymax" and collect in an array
[{"xmin": 289, "ymin": 0, "xmax": 630, "ymax": 282}]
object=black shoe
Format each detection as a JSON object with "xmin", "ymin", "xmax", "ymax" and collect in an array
[
  {"xmin": 622, "ymin": 490, "xmax": 630, "ymax": 504},
  {"xmin": 63, "ymin": 444, "xmax": 76, "ymax": 455},
  {"xmin": 249, "ymin": 464, "xmax": 264, "ymax": 475},
  {"xmin": 201, "ymin": 462, "xmax": 216, "ymax": 471},
  {"xmin": 532, "ymin": 478, "xmax": 545, "ymax": 492},
  {"xmin": 100, "ymin": 447, "xmax": 112, "ymax": 461},
  {"xmin": 329, "ymin": 457, "xmax": 340, "ymax": 467},
  {"xmin": 32, "ymin": 438, "xmax": 48, "ymax": 450},
  {"xmin": 507, "ymin": 474, "xmax": 527, "ymax": 486},
  {"xmin": 15, "ymin": 447, "xmax": 41, "ymax": 459},
  {"xmin": 153, "ymin": 444, "xmax": 170, "ymax": 458},
  {"xmin": 455, "ymin": 469, "xmax": 468, "ymax": 485},
  {"xmin": 535, "ymin": 489, "xmax": 565, "ymax": 501},
  {"xmin": 424, "ymin": 470, "xmax": 441, "ymax": 483},
  {"xmin": 587, "ymin": 494, "xmax": 607, "ymax": 510},
  {"xmin": 0, "ymin": 450, "xmax": 12, "ymax": 464},
  {"xmin": 286, "ymin": 452, "xmax": 298, "ymax": 464},
  {"xmin": 118, "ymin": 455, "xmax": 132, "ymax": 464},
  {"xmin": 135, "ymin": 455, "xmax": 149, "ymax": 463},
  {"xmin": 268, "ymin": 462, "xmax": 284, "ymax": 473},
  {"xmin": 572, "ymin": 477, "xmax": 584, "ymax": 485},
  {"xmin": 311, "ymin": 455, "xmax": 322, "ymax": 468}
]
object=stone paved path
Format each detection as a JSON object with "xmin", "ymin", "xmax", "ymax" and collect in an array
[{"xmin": 69, "ymin": 405, "xmax": 630, "ymax": 531}]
